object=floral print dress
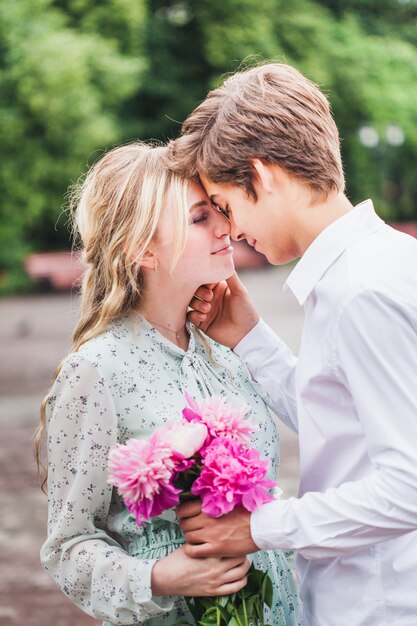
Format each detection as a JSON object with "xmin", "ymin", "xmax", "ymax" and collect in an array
[{"xmin": 41, "ymin": 315, "xmax": 300, "ymax": 626}]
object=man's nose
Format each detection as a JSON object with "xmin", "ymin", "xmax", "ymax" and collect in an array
[{"xmin": 230, "ymin": 219, "xmax": 245, "ymax": 242}]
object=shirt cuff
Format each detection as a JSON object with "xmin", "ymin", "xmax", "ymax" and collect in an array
[
  {"xmin": 234, "ymin": 319, "xmax": 289, "ymax": 362},
  {"xmin": 250, "ymin": 498, "xmax": 290, "ymax": 551},
  {"xmin": 129, "ymin": 558, "xmax": 175, "ymax": 617}
]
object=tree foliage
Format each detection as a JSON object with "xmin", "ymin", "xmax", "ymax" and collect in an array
[
  {"xmin": 1, "ymin": 0, "xmax": 417, "ymax": 287},
  {"xmin": 0, "ymin": 0, "xmax": 144, "ymax": 276}
]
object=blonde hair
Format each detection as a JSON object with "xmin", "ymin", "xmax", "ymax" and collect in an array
[
  {"xmin": 34, "ymin": 141, "xmax": 189, "ymax": 490},
  {"xmin": 170, "ymin": 62, "xmax": 345, "ymax": 200}
]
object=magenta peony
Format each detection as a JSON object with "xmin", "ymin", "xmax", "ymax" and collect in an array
[
  {"xmin": 191, "ymin": 438, "xmax": 275, "ymax": 517},
  {"xmin": 123, "ymin": 481, "xmax": 181, "ymax": 523},
  {"xmin": 182, "ymin": 392, "xmax": 256, "ymax": 447}
]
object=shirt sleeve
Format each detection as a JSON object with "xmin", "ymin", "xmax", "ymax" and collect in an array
[
  {"xmin": 40, "ymin": 354, "xmax": 174, "ymax": 624},
  {"xmin": 234, "ymin": 319, "xmax": 298, "ymax": 432},
  {"xmin": 251, "ymin": 290, "xmax": 417, "ymax": 559}
]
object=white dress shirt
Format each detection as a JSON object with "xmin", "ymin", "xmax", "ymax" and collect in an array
[{"xmin": 235, "ymin": 200, "xmax": 417, "ymax": 626}]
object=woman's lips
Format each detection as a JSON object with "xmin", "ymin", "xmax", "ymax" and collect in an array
[{"xmin": 212, "ymin": 245, "xmax": 234, "ymax": 255}]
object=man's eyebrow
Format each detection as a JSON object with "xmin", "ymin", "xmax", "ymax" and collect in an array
[{"xmin": 189, "ymin": 200, "xmax": 211, "ymax": 210}]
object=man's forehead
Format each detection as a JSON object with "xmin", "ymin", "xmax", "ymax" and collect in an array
[
  {"xmin": 200, "ymin": 177, "xmax": 233, "ymax": 196},
  {"xmin": 199, "ymin": 172, "xmax": 212, "ymax": 187}
]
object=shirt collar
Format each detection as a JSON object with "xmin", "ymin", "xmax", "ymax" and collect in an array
[{"xmin": 284, "ymin": 199, "xmax": 385, "ymax": 306}]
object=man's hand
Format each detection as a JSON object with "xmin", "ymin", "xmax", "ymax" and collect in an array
[
  {"xmin": 177, "ymin": 500, "xmax": 259, "ymax": 558},
  {"xmin": 188, "ymin": 272, "xmax": 260, "ymax": 349}
]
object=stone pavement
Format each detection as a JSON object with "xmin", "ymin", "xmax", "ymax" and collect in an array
[{"xmin": 0, "ymin": 265, "xmax": 303, "ymax": 626}]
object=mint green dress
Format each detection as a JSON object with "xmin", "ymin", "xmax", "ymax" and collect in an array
[{"xmin": 41, "ymin": 315, "xmax": 300, "ymax": 625}]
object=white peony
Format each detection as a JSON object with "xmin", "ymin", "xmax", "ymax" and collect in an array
[{"xmin": 168, "ymin": 421, "xmax": 208, "ymax": 458}]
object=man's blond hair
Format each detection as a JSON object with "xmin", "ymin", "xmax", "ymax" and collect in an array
[{"xmin": 170, "ymin": 63, "xmax": 344, "ymax": 200}]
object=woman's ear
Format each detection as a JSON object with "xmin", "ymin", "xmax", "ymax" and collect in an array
[{"xmin": 136, "ymin": 248, "xmax": 158, "ymax": 272}]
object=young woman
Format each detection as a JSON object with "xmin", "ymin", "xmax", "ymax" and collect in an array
[{"xmin": 36, "ymin": 142, "xmax": 300, "ymax": 626}]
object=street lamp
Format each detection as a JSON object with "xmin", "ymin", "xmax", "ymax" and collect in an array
[
  {"xmin": 358, "ymin": 125, "xmax": 379, "ymax": 148},
  {"xmin": 358, "ymin": 124, "xmax": 404, "ymax": 149},
  {"xmin": 385, "ymin": 124, "xmax": 405, "ymax": 147}
]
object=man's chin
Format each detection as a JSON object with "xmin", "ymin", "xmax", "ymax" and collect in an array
[
  {"xmin": 265, "ymin": 250, "xmax": 295, "ymax": 266},
  {"xmin": 263, "ymin": 253, "xmax": 298, "ymax": 265}
]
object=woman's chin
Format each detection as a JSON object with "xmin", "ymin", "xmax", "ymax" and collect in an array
[
  {"xmin": 201, "ymin": 262, "xmax": 235, "ymax": 285},
  {"xmin": 216, "ymin": 265, "xmax": 235, "ymax": 282}
]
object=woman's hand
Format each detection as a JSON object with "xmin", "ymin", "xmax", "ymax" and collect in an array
[
  {"xmin": 150, "ymin": 545, "xmax": 250, "ymax": 597},
  {"xmin": 188, "ymin": 272, "xmax": 260, "ymax": 349}
]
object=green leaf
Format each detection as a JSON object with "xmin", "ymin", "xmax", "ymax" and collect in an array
[
  {"xmin": 261, "ymin": 574, "xmax": 274, "ymax": 609},
  {"xmin": 199, "ymin": 612, "xmax": 219, "ymax": 626},
  {"xmin": 243, "ymin": 595, "xmax": 256, "ymax": 620}
]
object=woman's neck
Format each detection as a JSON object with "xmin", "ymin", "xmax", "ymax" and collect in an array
[{"xmin": 139, "ymin": 278, "xmax": 197, "ymax": 351}]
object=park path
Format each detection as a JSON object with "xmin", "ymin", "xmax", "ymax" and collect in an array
[{"xmin": 0, "ymin": 265, "xmax": 303, "ymax": 626}]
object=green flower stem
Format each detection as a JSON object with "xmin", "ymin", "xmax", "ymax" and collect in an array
[
  {"xmin": 232, "ymin": 607, "xmax": 244, "ymax": 626},
  {"xmin": 242, "ymin": 598, "xmax": 248, "ymax": 626}
]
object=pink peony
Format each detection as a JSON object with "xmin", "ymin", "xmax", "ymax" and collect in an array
[
  {"xmin": 108, "ymin": 431, "xmax": 181, "ymax": 524},
  {"xmin": 183, "ymin": 392, "xmax": 256, "ymax": 446},
  {"xmin": 107, "ymin": 420, "xmax": 208, "ymax": 524},
  {"xmin": 124, "ymin": 481, "xmax": 181, "ymax": 523},
  {"xmin": 191, "ymin": 438, "xmax": 275, "ymax": 517}
]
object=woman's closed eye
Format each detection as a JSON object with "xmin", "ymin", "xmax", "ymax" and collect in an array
[{"xmin": 190, "ymin": 212, "xmax": 209, "ymax": 225}]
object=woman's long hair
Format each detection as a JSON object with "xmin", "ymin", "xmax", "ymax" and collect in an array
[{"xmin": 34, "ymin": 142, "xmax": 189, "ymax": 491}]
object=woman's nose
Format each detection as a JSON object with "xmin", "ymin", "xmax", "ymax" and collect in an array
[{"xmin": 213, "ymin": 209, "xmax": 231, "ymax": 237}]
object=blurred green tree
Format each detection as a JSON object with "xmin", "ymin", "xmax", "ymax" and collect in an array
[
  {"xmin": 126, "ymin": 0, "xmax": 211, "ymax": 141},
  {"xmin": 0, "ymin": 0, "xmax": 144, "ymax": 286},
  {"xmin": 295, "ymin": 0, "xmax": 417, "ymax": 217}
]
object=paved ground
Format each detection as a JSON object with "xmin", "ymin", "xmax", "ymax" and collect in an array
[{"xmin": 0, "ymin": 265, "xmax": 303, "ymax": 626}]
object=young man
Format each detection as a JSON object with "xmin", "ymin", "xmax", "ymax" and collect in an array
[{"xmin": 170, "ymin": 64, "xmax": 417, "ymax": 625}]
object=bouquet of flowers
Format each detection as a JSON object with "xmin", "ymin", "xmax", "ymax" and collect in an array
[{"xmin": 108, "ymin": 393, "xmax": 276, "ymax": 626}]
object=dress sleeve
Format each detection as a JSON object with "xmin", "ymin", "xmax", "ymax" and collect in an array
[
  {"xmin": 234, "ymin": 319, "xmax": 298, "ymax": 432},
  {"xmin": 40, "ymin": 353, "xmax": 174, "ymax": 624}
]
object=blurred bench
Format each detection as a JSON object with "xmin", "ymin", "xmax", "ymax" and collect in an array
[
  {"xmin": 390, "ymin": 222, "xmax": 417, "ymax": 239},
  {"xmin": 24, "ymin": 251, "xmax": 86, "ymax": 291}
]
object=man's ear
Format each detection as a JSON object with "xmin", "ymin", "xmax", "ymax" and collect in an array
[
  {"xmin": 251, "ymin": 159, "xmax": 282, "ymax": 194},
  {"xmin": 251, "ymin": 159, "xmax": 274, "ymax": 194}
]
